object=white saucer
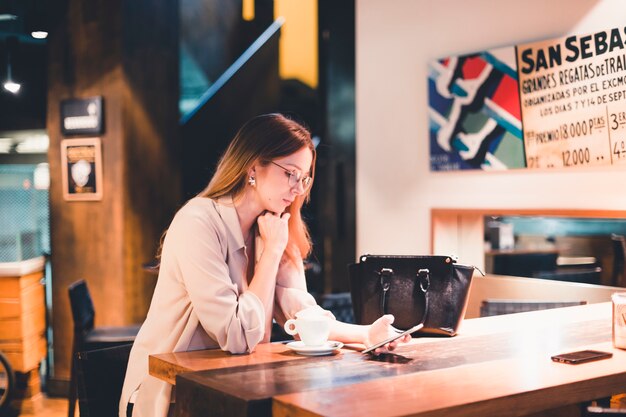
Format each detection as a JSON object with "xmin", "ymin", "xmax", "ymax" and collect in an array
[{"xmin": 285, "ymin": 340, "xmax": 344, "ymax": 356}]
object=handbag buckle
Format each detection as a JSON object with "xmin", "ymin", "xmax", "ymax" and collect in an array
[
  {"xmin": 417, "ymin": 268, "xmax": 430, "ymax": 292},
  {"xmin": 377, "ymin": 268, "xmax": 393, "ymax": 292}
]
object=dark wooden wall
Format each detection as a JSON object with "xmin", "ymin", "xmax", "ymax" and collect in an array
[
  {"xmin": 0, "ymin": 39, "xmax": 47, "ymax": 131},
  {"xmin": 46, "ymin": 0, "xmax": 180, "ymax": 391},
  {"xmin": 316, "ymin": 0, "xmax": 356, "ymax": 293},
  {"xmin": 179, "ymin": 0, "xmax": 277, "ymax": 198},
  {"xmin": 180, "ymin": 0, "xmax": 242, "ymax": 83},
  {"xmin": 181, "ymin": 28, "xmax": 280, "ymax": 198}
]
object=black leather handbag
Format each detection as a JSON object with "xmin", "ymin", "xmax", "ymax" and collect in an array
[{"xmin": 349, "ymin": 255, "xmax": 477, "ymax": 336}]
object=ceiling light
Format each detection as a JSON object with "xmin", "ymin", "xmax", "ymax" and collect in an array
[
  {"xmin": 3, "ymin": 81, "xmax": 20, "ymax": 93},
  {"xmin": 31, "ymin": 31, "xmax": 48, "ymax": 39},
  {"xmin": 3, "ymin": 46, "xmax": 20, "ymax": 94},
  {"xmin": 0, "ymin": 14, "xmax": 17, "ymax": 21}
]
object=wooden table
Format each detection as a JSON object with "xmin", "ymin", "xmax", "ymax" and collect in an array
[
  {"xmin": 148, "ymin": 302, "xmax": 626, "ymax": 417},
  {"xmin": 149, "ymin": 342, "xmax": 313, "ymax": 385}
]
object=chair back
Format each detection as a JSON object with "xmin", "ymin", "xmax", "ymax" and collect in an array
[
  {"xmin": 68, "ymin": 279, "xmax": 95, "ymax": 334},
  {"xmin": 75, "ymin": 344, "xmax": 132, "ymax": 417},
  {"xmin": 612, "ymin": 234, "xmax": 626, "ymax": 287},
  {"xmin": 491, "ymin": 252, "xmax": 558, "ymax": 277},
  {"xmin": 479, "ymin": 300, "xmax": 587, "ymax": 317},
  {"xmin": 319, "ymin": 292, "xmax": 355, "ymax": 324}
]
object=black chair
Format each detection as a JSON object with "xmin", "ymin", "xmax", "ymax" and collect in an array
[
  {"xmin": 68, "ymin": 280, "xmax": 141, "ymax": 417},
  {"xmin": 611, "ymin": 234, "xmax": 626, "ymax": 287},
  {"xmin": 75, "ymin": 344, "xmax": 132, "ymax": 417},
  {"xmin": 479, "ymin": 299, "xmax": 587, "ymax": 317},
  {"xmin": 533, "ymin": 267, "xmax": 602, "ymax": 285},
  {"xmin": 491, "ymin": 251, "xmax": 558, "ymax": 278},
  {"xmin": 319, "ymin": 292, "xmax": 355, "ymax": 324}
]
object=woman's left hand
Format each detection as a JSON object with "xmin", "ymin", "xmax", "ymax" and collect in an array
[{"xmin": 365, "ymin": 314, "xmax": 411, "ymax": 355}]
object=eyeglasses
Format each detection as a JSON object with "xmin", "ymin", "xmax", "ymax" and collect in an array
[{"xmin": 270, "ymin": 161, "xmax": 312, "ymax": 190}]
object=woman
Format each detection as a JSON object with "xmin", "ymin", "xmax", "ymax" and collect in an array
[{"xmin": 119, "ymin": 114, "xmax": 409, "ymax": 417}]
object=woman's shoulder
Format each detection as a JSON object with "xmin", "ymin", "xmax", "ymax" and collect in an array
[
  {"xmin": 170, "ymin": 197, "xmax": 223, "ymax": 231},
  {"xmin": 173, "ymin": 195, "xmax": 239, "ymax": 228},
  {"xmin": 183, "ymin": 196, "xmax": 219, "ymax": 211},
  {"xmin": 158, "ymin": 197, "xmax": 234, "ymax": 262}
]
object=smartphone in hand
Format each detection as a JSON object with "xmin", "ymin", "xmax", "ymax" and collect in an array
[{"xmin": 362, "ymin": 323, "xmax": 424, "ymax": 354}]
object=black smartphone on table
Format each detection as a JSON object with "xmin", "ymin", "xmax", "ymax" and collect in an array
[
  {"xmin": 362, "ymin": 323, "xmax": 424, "ymax": 354},
  {"xmin": 551, "ymin": 349, "xmax": 613, "ymax": 364}
]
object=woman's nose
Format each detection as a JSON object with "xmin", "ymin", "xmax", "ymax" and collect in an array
[{"xmin": 292, "ymin": 180, "xmax": 305, "ymax": 195}]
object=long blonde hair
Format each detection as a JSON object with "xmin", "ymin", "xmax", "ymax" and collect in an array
[{"xmin": 199, "ymin": 113, "xmax": 316, "ymax": 262}]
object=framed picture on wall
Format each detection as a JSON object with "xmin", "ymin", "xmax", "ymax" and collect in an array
[{"xmin": 60, "ymin": 137, "xmax": 103, "ymax": 201}]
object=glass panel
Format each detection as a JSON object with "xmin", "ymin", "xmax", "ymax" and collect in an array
[
  {"xmin": 484, "ymin": 216, "xmax": 626, "ymax": 287},
  {"xmin": 0, "ymin": 164, "xmax": 50, "ymax": 262}
]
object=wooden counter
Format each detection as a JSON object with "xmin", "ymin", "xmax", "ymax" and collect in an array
[
  {"xmin": 274, "ymin": 302, "xmax": 625, "ymax": 417},
  {"xmin": 0, "ymin": 270, "xmax": 46, "ymax": 373},
  {"xmin": 149, "ymin": 302, "xmax": 626, "ymax": 417}
]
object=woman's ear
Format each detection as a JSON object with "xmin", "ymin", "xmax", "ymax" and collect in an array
[{"xmin": 247, "ymin": 165, "xmax": 257, "ymax": 187}]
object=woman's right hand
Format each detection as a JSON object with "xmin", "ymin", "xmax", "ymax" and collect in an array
[
  {"xmin": 257, "ymin": 212, "xmax": 290, "ymax": 255},
  {"xmin": 366, "ymin": 314, "xmax": 411, "ymax": 354}
]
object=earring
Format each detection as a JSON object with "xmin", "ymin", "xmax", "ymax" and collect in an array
[{"xmin": 248, "ymin": 176, "xmax": 256, "ymax": 186}]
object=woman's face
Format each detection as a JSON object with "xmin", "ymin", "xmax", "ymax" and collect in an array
[{"xmin": 252, "ymin": 147, "xmax": 313, "ymax": 214}]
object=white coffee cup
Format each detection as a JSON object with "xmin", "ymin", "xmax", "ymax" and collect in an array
[{"xmin": 284, "ymin": 315, "xmax": 330, "ymax": 346}]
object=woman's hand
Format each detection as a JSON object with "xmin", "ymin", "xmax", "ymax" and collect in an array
[
  {"xmin": 257, "ymin": 212, "xmax": 290, "ymax": 255},
  {"xmin": 365, "ymin": 314, "xmax": 412, "ymax": 355}
]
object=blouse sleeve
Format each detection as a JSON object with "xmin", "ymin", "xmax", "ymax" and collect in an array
[
  {"xmin": 273, "ymin": 256, "xmax": 334, "ymax": 325},
  {"xmin": 165, "ymin": 204, "xmax": 265, "ymax": 354}
]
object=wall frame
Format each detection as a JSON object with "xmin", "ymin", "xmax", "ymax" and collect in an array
[{"xmin": 60, "ymin": 137, "xmax": 103, "ymax": 201}]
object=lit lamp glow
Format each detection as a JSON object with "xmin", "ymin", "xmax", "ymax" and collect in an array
[
  {"xmin": 3, "ymin": 81, "xmax": 20, "ymax": 93},
  {"xmin": 3, "ymin": 51, "xmax": 20, "ymax": 94},
  {"xmin": 31, "ymin": 31, "xmax": 48, "ymax": 39}
]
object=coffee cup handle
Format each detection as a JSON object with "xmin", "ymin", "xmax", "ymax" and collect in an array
[{"xmin": 284, "ymin": 319, "xmax": 298, "ymax": 336}]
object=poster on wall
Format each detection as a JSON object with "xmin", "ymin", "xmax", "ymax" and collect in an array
[
  {"xmin": 429, "ymin": 47, "xmax": 524, "ymax": 171},
  {"xmin": 428, "ymin": 26, "xmax": 626, "ymax": 171},
  {"xmin": 60, "ymin": 138, "xmax": 103, "ymax": 201},
  {"xmin": 519, "ymin": 28, "xmax": 626, "ymax": 169}
]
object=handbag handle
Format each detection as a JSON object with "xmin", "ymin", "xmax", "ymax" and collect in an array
[
  {"xmin": 417, "ymin": 268, "xmax": 430, "ymax": 291},
  {"xmin": 377, "ymin": 268, "xmax": 393, "ymax": 315},
  {"xmin": 376, "ymin": 267, "xmax": 430, "ymax": 326}
]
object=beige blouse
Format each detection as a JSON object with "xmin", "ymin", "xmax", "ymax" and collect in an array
[{"xmin": 119, "ymin": 196, "xmax": 324, "ymax": 417}]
